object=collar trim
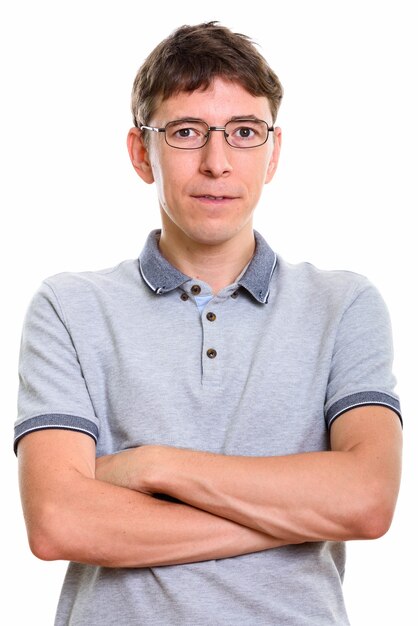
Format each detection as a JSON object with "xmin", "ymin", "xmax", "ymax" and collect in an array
[
  {"xmin": 138, "ymin": 231, "xmax": 190, "ymax": 294},
  {"xmin": 138, "ymin": 230, "xmax": 278, "ymax": 303},
  {"xmin": 238, "ymin": 233, "xmax": 277, "ymax": 303}
]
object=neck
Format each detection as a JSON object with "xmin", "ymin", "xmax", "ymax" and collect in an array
[{"xmin": 158, "ymin": 226, "xmax": 256, "ymax": 294}]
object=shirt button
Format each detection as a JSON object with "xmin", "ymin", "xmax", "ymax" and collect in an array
[
  {"xmin": 206, "ymin": 312, "xmax": 216, "ymax": 322},
  {"xmin": 206, "ymin": 348, "xmax": 217, "ymax": 359},
  {"xmin": 191, "ymin": 284, "xmax": 201, "ymax": 295},
  {"xmin": 180, "ymin": 292, "xmax": 189, "ymax": 301},
  {"xmin": 231, "ymin": 290, "xmax": 239, "ymax": 299}
]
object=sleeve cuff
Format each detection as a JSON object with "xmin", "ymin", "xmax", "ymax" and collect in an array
[
  {"xmin": 325, "ymin": 391, "xmax": 402, "ymax": 429},
  {"xmin": 14, "ymin": 413, "xmax": 99, "ymax": 454}
]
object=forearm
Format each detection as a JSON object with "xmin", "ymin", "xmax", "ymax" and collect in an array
[
  {"xmin": 146, "ymin": 448, "xmax": 366, "ymax": 542},
  {"xmin": 19, "ymin": 433, "xmax": 287, "ymax": 569},
  {"xmin": 119, "ymin": 409, "xmax": 402, "ymax": 543},
  {"xmin": 52, "ymin": 477, "xmax": 288, "ymax": 567},
  {"xmin": 98, "ymin": 448, "xmax": 356, "ymax": 543}
]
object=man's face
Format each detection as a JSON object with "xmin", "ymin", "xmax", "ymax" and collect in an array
[{"xmin": 136, "ymin": 77, "xmax": 281, "ymax": 248}]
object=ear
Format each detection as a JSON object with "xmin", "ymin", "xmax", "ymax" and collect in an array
[
  {"xmin": 265, "ymin": 127, "xmax": 282, "ymax": 184},
  {"xmin": 127, "ymin": 127, "xmax": 154, "ymax": 184}
]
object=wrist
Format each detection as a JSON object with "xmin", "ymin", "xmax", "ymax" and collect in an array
[{"xmin": 140, "ymin": 445, "xmax": 171, "ymax": 495}]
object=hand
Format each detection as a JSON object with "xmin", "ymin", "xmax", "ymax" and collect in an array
[{"xmin": 95, "ymin": 445, "xmax": 165, "ymax": 494}]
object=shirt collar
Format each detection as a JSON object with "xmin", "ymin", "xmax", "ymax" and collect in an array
[{"xmin": 138, "ymin": 229, "xmax": 277, "ymax": 304}]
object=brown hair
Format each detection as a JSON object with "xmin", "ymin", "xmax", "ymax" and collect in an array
[{"xmin": 131, "ymin": 22, "xmax": 283, "ymax": 127}]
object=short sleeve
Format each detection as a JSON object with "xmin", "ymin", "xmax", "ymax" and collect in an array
[
  {"xmin": 325, "ymin": 280, "xmax": 402, "ymax": 429},
  {"xmin": 14, "ymin": 281, "xmax": 99, "ymax": 453}
]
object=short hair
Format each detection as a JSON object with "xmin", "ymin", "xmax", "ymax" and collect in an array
[{"xmin": 131, "ymin": 22, "xmax": 283, "ymax": 128}]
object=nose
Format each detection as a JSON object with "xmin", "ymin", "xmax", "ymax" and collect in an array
[{"xmin": 199, "ymin": 129, "xmax": 233, "ymax": 178}]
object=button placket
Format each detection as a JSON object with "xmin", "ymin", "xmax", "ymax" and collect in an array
[
  {"xmin": 203, "ymin": 300, "xmax": 218, "ymax": 360},
  {"xmin": 201, "ymin": 299, "xmax": 221, "ymax": 382}
]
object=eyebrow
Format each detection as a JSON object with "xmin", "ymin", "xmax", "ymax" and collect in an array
[
  {"xmin": 168, "ymin": 115, "xmax": 264, "ymax": 124},
  {"xmin": 168, "ymin": 118, "xmax": 206, "ymax": 124},
  {"xmin": 229, "ymin": 115, "xmax": 262, "ymax": 121}
]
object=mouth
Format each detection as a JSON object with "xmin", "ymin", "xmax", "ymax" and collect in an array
[{"xmin": 192, "ymin": 194, "xmax": 238, "ymax": 203}]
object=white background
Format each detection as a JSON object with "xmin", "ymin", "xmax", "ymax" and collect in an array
[{"xmin": 1, "ymin": 1, "xmax": 416, "ymax": 624}]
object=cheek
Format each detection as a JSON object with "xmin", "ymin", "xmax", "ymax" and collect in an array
[
  {"xmin": 245, "ymin": 164, "xmax": 270, "ymax": 195},
  {"xmin": 150, "ymin": 161, "xmax": 172, "ymax": 205},
  {"xmin": 241, "ymin": 150, "xmax": 272, "ymax": 183},
  {"xmin": 165, "ymin": 169, "xmax": 200, "ymax": 211},
  {"xmin": 153, "ymin": 168, "xmax": 190, "ymax": 216},
  {"xmin": 153, "ymin": 154, "xmax": 192, "ymax": 193}
]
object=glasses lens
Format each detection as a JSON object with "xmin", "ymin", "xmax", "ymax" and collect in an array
[
  {"xmin": 165, "ymin": 120, "xmax": 208, "ymax": 149},
  {"xmin": 225, "ymin": 120, "xmax": 269, "ymax": 148}
]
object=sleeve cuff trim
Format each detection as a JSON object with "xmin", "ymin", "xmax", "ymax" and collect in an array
[
  {"xmin": 14, "ymin": 414, "xmax": 99, "ymax": 454},
  {"xmin": 326, "ymin": 391, "xmax": 402, "ymax": 429}
]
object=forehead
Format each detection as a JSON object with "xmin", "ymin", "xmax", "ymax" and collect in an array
[{"xmin": 152, "ymin": 77, "xmax": 272, "ymax": 125}]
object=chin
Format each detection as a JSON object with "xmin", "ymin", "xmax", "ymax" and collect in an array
[{"xmin": 184, "ymin": 224, "xmax": 245, "ymax": 247}]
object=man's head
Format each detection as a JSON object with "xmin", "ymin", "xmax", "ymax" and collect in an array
[
  {"xmin": 128, "ymin": 23, "xmax": 283, "ymax": 251},
  {"xmin": 131, "ymin": 22, "xmax": 283, "ymax": 129}
]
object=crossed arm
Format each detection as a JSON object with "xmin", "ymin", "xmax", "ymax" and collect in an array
[
  {"xmin": 18, "ymin": 431, "xmax": 288, "ymax": 568},
  {"xmin": 18, "ymin": 405, "xmax": 402, "ymax": 569}
]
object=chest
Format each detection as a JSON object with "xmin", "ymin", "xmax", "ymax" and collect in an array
[{"xmin": 73, "ymin": 289, "xmax": 334, "ymax": 457}]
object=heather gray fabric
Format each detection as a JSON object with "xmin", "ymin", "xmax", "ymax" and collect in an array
[{"xmin": 15, "ymin": 230, "xmax": 401, "ymax": 625}]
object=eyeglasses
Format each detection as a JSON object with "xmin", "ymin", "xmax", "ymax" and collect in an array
[{"xmin": 140, "ymin": 118, "xmax": 274, "ymax": 150}]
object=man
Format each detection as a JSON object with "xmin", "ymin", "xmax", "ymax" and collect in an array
[{"xmin": 15, "ymin": 22, "xmax": 402, "ymax": 625}]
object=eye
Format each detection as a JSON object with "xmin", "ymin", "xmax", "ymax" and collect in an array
[
  {"xmin": 165, "ymin": 121, "xmax": 208, "ymax": 148},
  {"xmin": 175, "ymin": 127, "xmax": 198, "ymax": 138},
  {"xmin": 235, "ymin": 126, "xmax": 256, "ymax": 139},
  {"xmin": 225, "ymin": 120, "xmax": 268, "ymax": 148}
]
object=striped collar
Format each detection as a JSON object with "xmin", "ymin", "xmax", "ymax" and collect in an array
[{"xmin": 138, "ymin": 229, "xmax": 277, "ymax": 304}]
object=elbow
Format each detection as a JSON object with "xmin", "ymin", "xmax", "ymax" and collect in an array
[
  {"xmin": 357, "ymin": 504, "xmax": 395, "ymax": 540},
  {"xmin": 28, "ymin": 531, "xmax": 59, "ymax": 562},
  {"xmin": 26, "ymin": 503, "xmax": 69, "ymax": 562},
  {"xmin": 350, "ymin": 490, "xmax": 397, "ymax": 540}
]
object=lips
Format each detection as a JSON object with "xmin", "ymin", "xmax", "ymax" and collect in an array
[{"xmin": 192, "ymin": 194, "xmax": 238, "ymax": 201}]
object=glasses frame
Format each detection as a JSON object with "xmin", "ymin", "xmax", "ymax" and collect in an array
[{"xmin": 139, "ymin": 118, "xmax": 275, "ymax": 150}]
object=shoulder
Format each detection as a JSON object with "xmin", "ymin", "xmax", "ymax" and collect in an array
[
  {"xmin": 274, "ymin": 255, "xmax": 378, "ymax": 310},
  {"xmin": 277, "ymin": 255, "xmax": 369, "ymax": 292},
  {"xmin": 269, "ymin": 255, "xmax": 393, "ymax": 335},
  {"xmin": 23, "ymin": 259, "xmax": 144, "ymax": 329},
  {"xmin": 44, "ymin": 258, "xmax": 139, "ymax": 289},
  {"xmin": 39, "ymin": 259, "xmax": 141, "ymax": 303}
]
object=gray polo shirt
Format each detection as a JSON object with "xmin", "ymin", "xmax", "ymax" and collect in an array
[{"xmin": 15, "ymin": 230, "xmax": 401, "ymax": 625}]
